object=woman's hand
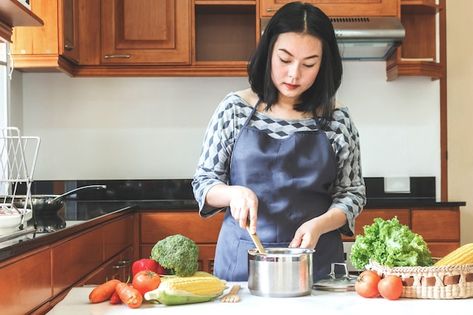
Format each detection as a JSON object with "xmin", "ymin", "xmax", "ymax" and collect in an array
[
  {"xmin": 289, "ymin": 217, "xmax": 323, "ymax": 250},
  {"xmin": 229, "ymin": 185, "xmax": 259, "ymax": 234}
]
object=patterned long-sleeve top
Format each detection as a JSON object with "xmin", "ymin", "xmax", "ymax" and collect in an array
[{"xmin": 192, "ymin": 92, "xmax": 366, "ymax": 236}]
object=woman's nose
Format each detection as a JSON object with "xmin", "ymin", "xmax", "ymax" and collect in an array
[{"xmin": 288, "ymin": 64, "xmax": 301, "ymax": 81}]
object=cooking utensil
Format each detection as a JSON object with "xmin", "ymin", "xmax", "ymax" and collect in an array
[
  {"xmin": 246, "ymin": 226, "xmax": 266, "ymax": 254},
  {"xmin": 13, "ymin": 184, "xmax": 107, "ymax": 213},
  {"xmin": 248, "ymin": 247, "xmax": 315, "ymax": 297},
  {"xmin": 220, "ymin": 284, "xmax": 241, "ymax": 303},
  {"xmin": 313, "ymin": 263, "xmax": 357, "ymax": 292}
]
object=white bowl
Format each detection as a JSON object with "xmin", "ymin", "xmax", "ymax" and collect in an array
[{"xmin": 0, "ymin": 209, "xmax": 33, "ymax": 233}]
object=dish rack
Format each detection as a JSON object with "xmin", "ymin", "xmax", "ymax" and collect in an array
[
  {"xmin": 0, "ymin": 127, "xmax": 40, "ymax": 236},
  {"xmin": 367, "ymin": 261, "xmax": 473, "ymax": 299}
]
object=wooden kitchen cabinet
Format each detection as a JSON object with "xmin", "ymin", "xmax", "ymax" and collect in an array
[
  {"xmin": 0, "ymin": 0, "xmax": 43, "ymax": 42},
  {"xmin": 260, "ymin": 0, "xmax": 399, "ymax": 18},
  {"xmin": 386, "ymin": 0, "xmax": 444, "ymax": 80},
  {"xmin": 11, "ymin": 0, "xmax": 60, "ymax": 68},
  {"xmin": 411, "ymin": 208, "xmax": 460, "ymax": 257},
  {"xmin": 101, "ymin": 0, "xmax": 191, "ymax": 65},
  {"xmin": 82, "ymin": 246, "xmax": 133, "ymax": 285},
  {"xmin": 51, "ymin": 226, "xmax": 104, "ymax": 296},
  {"xmin": 11, "ymin": 0, "xmax": 101, "ymax": 71},
  {"xmin": 140, "ymin": 211, "xmax": 224, "ymax": 274},
  {"xmin": 0, "ymin": 247, "xmax": 52, "ymax": 315}
]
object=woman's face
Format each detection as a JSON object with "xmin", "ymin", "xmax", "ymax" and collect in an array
[{"xmin": 270, "ymin": 32, "xmax": 323, "ymax": 105}]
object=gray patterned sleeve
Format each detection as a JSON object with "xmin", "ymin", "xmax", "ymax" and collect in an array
[
  {"xmin": 329, "ymin": 108, "xmax": 366, "ymax": 236},
  {"xmin": 192, "ymin": 94, "xmax": 237, "ymax": 217}
]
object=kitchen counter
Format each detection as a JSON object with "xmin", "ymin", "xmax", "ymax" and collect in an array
[{"xmin": 47, "ymin": 283, "xmax": 473, "ymax": 315}]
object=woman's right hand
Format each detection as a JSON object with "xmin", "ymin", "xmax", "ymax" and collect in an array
[{"xmin": 229, "ymin": 185, "xmax": 258, "ymax": 234}]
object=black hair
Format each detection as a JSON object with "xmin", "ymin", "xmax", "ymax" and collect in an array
[{"xmin": 247, "ymin": 2, "xmax": 342, "ymax": 122}]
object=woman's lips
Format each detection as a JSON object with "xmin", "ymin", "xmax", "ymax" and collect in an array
[{"xmin": 284, "ymin": 83, "xmax": 300, "ymax": 90}]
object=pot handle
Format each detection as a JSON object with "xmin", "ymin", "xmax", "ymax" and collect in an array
[{"xmin": 48, "ymin": 185, "xmax": 107, "ymax": 203}]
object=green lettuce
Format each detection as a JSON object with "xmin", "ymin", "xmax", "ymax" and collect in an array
[{"xmin": 350, "ymin": 217, "xmax": 433, "ymax": 269}]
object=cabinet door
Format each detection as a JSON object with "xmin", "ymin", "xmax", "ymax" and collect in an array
[
  {"xmin": 260, "ymin": 0, "xmax": 399, "ymax": 17},
  {"xmin": 61, "ymin": 0, "xmax": 80, "ymax": 62},
  {"xmin": 0, "ymin": 248, "xmax": 52, "ymax": 315},
  {"xmin": 83, "ymin": 247, "xmax": 133, "ymax": 285},
  {"xmin": 52, "ymin": 227, "xmax": 103, "ymax": 296},
  {"xmin": 101, "ymin": 0, "xmax": 191, "ymax": 64}
]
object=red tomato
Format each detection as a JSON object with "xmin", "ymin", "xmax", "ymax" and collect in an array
[
  {"xmin": 378, "ymin": 275, "xmax": 403, "ymax": 300},
  {"xmin": 132, "ymin": 270, "xmax": 161, "ymax": 296},
  {"xmin": 355, "ymin": 270, "xmax": 381, "ymax": 298},
  {"xmin": 132, "ymin": 258, "xmax": 165, "ymax": 277}
]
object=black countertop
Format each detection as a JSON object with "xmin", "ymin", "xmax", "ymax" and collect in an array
[{"xmin": 0, "ymin": 178, "xmax": 466, "ymax": 263}]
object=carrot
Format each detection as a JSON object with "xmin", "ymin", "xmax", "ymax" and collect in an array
[
  {"xmin": 109, "ymin": 291, "xmax": 122, "ymax": 304},
  {"xmin": 89, "ymin": 279, "xmax": 121, "ymax": 303},
  {"xmin": 116, "ymin": 282, "xmax": 143, "ymax": 308}
]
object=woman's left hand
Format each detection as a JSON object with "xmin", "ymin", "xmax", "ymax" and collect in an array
[{"xmin": 289, "ymin": 218, "xmax": 322, "ymax": 249}]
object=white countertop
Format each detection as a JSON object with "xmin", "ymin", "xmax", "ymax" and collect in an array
[{"xmin": 47, "ymin": 283, "xmax": 473, "ymax": 315}]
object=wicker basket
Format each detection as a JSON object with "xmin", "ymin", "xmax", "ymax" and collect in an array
[{"xmin": 367, "ymin": 261, "xmax": 473, "ymax": 299}]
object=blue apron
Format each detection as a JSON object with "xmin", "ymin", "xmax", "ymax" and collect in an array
[{"xmin": 213, "ymin": 103, "xmax": 343, "ymax": 281}]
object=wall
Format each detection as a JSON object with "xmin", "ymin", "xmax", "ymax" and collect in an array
[
  {"xmin": 447, "ymin": 0, "xmax": 473, "ymax": 244},
  {"xmin": 12, "ymin": 62, "xmax": 441, "ymax": 193}
]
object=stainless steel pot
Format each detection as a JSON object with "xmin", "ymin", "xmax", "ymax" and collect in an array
[{"xmin": 248, "ymin": 247, "xmax": 315, "ymax": 297}]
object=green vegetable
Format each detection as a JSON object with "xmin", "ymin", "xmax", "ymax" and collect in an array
[
  {"xmin": 350, "ymin": 217, "xmax": 433, "ymax": 269},
  {"xmin": 150, "ymin": 234, "xmax": 199, "ymax": 277}
]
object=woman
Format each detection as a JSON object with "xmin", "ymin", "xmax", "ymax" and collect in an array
[{"xmin": 192, "ymin": 2, "xmax": 366, "ymax": 281}]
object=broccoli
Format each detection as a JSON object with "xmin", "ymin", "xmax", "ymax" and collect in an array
[{"xmin": 150, "ymin": 234, "xmax": 199, "ymax": 277}]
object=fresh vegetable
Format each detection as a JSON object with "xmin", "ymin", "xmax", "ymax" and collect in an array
[
  {"xmin": 144, "ymin": 274, "xmax": 225, "ymax": 306},
  {"xmin": 378, "ymin": 275, "xmax": 403, "ymax": 300},
  {"xmin": 116, "ymin": 282, "xmax": 143, "ymax": 308},
  {"xmin": 109, "ymin": 291, "xmax": 122, "ymax": 304},
  {"xmin": 355, "ymin": 270, "xmax": 380, "ymax": 298},
  {"xmin": 132, "ymin": 270, "xmax": 161, "ymax": 296},
  {"xmin": 150, "ymin": 234, "xmax": 199, "ymax": 277},
  {"xmin": 132, "ymin": 258, "xmax": 166, "ymax": 276},
  {"xmin": 434, "ymin": 243, "xmax": 473, "ymax": 266},
  {"xmin": 88, "ymin": 279, "xmax": 120, "ymax": 303},
  {"xmin": 350, "ymin": 217, "xmax": 433, "ymax": 269}
]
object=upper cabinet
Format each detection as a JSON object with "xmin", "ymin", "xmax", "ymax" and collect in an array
[
  {"xmin": 101, "ymin": 0, "xmax": 191, "ymax": 65},
  {"xmin": 260, "ymin": 0, "xmax": 399, "ymax": 17},
  {"xmin": 11, "ymin": 0, "xmax": 59, "ymax": 68},
  {"xmin": 0, "ymin": 0, "xmax": 43, "ymax": 42},
  {"xmin": 9, "ymin": 0, "xmax": 443, "ymax": 80},
  {"xmin": 387, "ymin": 0, "xmax": 444, "ymax": 81}
]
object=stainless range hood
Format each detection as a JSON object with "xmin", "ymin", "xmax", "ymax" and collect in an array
[
  {"xmin": 331, "ymin": 17, "xmax": 405, "ymax": 60},
  {"xmin": 261, "ymin": 16, "xmax": 405, "ymax": 61}
]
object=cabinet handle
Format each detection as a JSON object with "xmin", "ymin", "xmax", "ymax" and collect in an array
[
  {"xmin": 112, "ymin": 264, "xmax": 128, "ymax": 269},
  {"xmin": 104, "ymin": 54, "xmax": 131, "ymax": 59},
  {"xmin": 117, "ymin": 259, "xmax": 131, "ymax": 266},
  {"xmin": 266, "ymin": 8, "xmax": 277, "ymax": 12},
  {"xmin": 64, "ymin": 43, "xmax": 74, "ymax": 51}
]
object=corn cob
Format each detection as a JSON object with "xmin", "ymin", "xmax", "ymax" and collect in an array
[
  {"xmin": 434, "ymin": 243, "xmax": 473, "ymax": 266},
  {"xmin": 144, "ymin": 275, "xmax": 226, "ymax": 305}
]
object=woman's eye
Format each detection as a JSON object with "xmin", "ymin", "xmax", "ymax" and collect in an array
[
  {"xmin": 279, "ymin": 58, "xmax": 290, "ymax": 64},
  {"xmin": 304, "ymin": 64, "xmax": 316, "ymax": 68}
]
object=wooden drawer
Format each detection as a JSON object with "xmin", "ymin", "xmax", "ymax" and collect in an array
[
  {"xmin": 428, "ymin": 242, "xmax": 460, "ymax": 258},
  {"xmin": 82, "ymin": 246, "xmax": 133, "ymax": 285},
  {"xmin": 52, "ymin": 228, "xmax": 103, "ymax": 295},
  {"xmin": 140, "ymin": 211, "xmax": 224, "ymax": 244},
  {"xmin": 103, "ymin": 215, "xmax": 134, "ymax": 260},
  {"xmin": 411, "ymin": 209, "xmax": 460, "ymax": 241},
  {"xmin": 0, "ymin": 248, "xmax": 52, "ymax": 315},
  {"xmin": 343, "ymin": 209, "xmax": 410, "ymax": 240}
]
